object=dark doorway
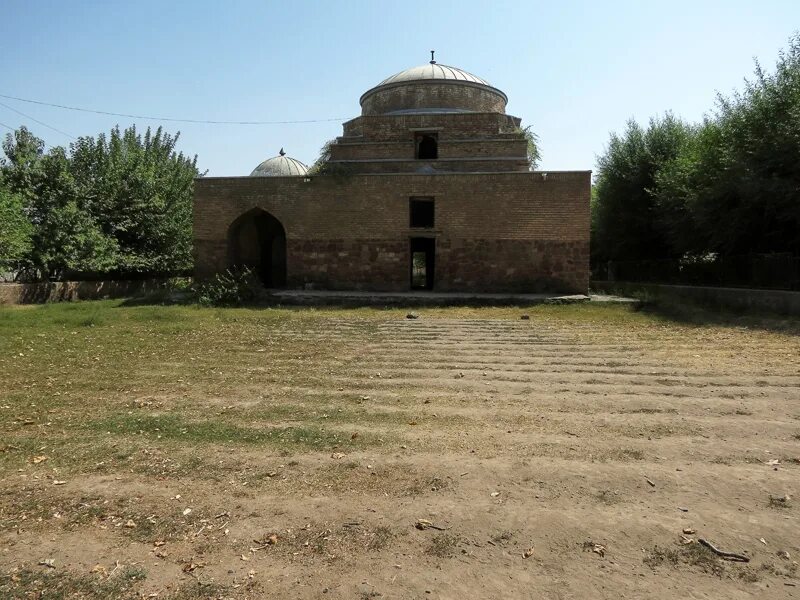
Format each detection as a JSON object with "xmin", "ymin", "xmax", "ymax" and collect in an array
[
  {"xmin": 415, "ymin": 133, "xmax": 438, "ymax": 159},
  {"xmin": 410, "ymin": 237, "xmax": 435, "ymax": 290},
  {"xmin": 228, "ymin": 209, "xmax": 287, "ymax": 287}
]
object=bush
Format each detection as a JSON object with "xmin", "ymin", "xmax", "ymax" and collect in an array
[{"xmin": 195, "ymin": 267, "xmax": 264, "ymax": 307}]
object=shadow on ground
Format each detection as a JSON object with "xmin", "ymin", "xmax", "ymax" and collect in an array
[{"xmin": 638, "ymin": 299, "xmax": 800, "ymax": 335}]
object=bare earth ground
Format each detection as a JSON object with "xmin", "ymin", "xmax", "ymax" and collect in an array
[{"xmin": 0, "ymin": 301, "xmax": 799, "ymax": 599}]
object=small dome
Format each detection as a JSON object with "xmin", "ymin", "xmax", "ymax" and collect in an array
[{"xmin": 250, "ymin": 149, "xmax": 309, "ymax": 177}]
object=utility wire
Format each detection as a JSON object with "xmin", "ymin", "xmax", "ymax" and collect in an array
[
  {"xmin": 0, "ymin": 100, "xmax": 76, "ymax": 140},
  {"xmin": 0, "ymin": 120, "xmax": 57, "ymax": 150},
  {"xmin": 0, "ymin": 92, "xmax": 349, "ymax": 125}
]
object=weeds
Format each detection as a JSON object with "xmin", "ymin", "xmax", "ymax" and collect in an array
[
  {"xmin": 195, "ymin": 267, "xmax": 264, "ymax": 307},
  {"xmin": 426, "ymin": 533, "xmax": 461, "ymax": 558},
  {"xmin": 643, "ymin": 542, "xmax": 725, "ymax": 577},
  {"xmin": 0, "ymin": 566, "xmax": 145, "ymax": 598},
  {"xmin": 367, "ymin": 526, "xmax": 393, "ymax": 550},
  {"xmin": 768, "ymin": 495, "xmax": 791, "ymax": 509}
]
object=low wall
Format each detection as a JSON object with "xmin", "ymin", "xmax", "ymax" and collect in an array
[
  {"xmin": 0, "ymin": 279, "xmax": 172, "ymax": 305},
  {"xmin": 592, "ymin": 281, "xmax": 800, "ymax": 316}
]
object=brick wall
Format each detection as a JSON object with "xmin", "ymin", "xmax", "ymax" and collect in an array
[
  {"xmin": 326, "ymin": 159, "xmax": 529, "ymax": 174},
  {"xmin": 330, "ymin": 112, "xmax": 529, "ymax": 174},
  {"xmin": 193, "ymin": 171, "xmax": 590, "ymax": 293},
  {"xmin": 330, "ymin": 139, "xmax": 527, "ymax": 161},
  {"xmin": 0, "ymin": 279, "xmax": 173, "ymax": 305},
  {"xmin": 360, "ymin": 81, "xmax": 507, "ymax": 115},
  {"xmin": 342, "ymin": 113, "xmax": 522, "ymax": 140}
]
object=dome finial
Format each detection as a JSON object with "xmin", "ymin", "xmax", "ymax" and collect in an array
[
  {"xmin": 430, "ymin": 50, "xmax": 436, "ymax": 65},
  {"xmin": 279, "ymin": 148, "xmax": 285, "ymax": 156}
]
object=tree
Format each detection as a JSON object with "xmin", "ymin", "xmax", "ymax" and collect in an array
[
  {"xmin": 0, "ymin": 181, "xmax": 33, "ymax": 274},
  {"xmin": 592, "ymin": 113, "xmax": 695, "ymax": 264},
  {"xmin": 682, "ymin": 35, "xmax": 800, "ymax": 256},
  {"xmin": 519, "ymin": 126, "xmax": 542, "ymax": 170},
  {"xmin": 1, "ymin": 126, "xmax": 45, "ymax": 203},
  {"xmin": 594, "ymin": 33, "xmax": 800, "ymax": 270},
  {"xmin": 25, "ymin": 147, "xmax": 118, "ymax": 279},
  {"xmin": 69, "ymin": 125, "xmax": 199, "ymax": 274},
  {"xmin": 0, "ymin": 124, "xmax": 199, "ymax": 280}
]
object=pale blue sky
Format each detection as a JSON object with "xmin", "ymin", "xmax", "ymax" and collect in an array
[{"xmin": 1, "ymin": 1, "xmax": 797, "ymax": 176}]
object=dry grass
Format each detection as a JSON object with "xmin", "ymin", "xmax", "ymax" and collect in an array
[{"xmin": 1, "ymin": 300, "xmax": 799, "ymax": 598}]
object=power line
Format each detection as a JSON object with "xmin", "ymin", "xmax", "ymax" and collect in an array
[
  {"xmin": 0, "ymin": 92, "xmax": 350, "ymax": 125},
  {"xmin": 0, "ymin": 119, "xmax": 58, "ymax": 150},
  {"xmin": 0, "ymin": 100, "xmax": 76, "ymax": 140}
]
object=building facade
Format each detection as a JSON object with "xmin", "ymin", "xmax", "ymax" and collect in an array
[{"xmin": 193, "ymin": 58, "xmax": 590, "ymax": 293}]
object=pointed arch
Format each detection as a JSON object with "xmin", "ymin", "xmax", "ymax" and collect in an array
[{"xmin": 227, "ymin": 208, "xmax": 287, "ymax": 287}]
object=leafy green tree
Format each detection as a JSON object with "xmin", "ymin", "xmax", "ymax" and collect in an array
[
  {"xmin": 25, "ymin": 147, "xmax": 118, "ymax": 279},
  {"xmin": 592, "ymin": 113, "xmax": 695, "ymax": 263},
  {"xmin": 1, "ymin": 124, "xmax": 198, "ymax": 280},
  {"xmin": 595, "ymin": 33, "xmax": 800, "ymax": 271},
  {"xmin": 1, "ymin": 126, "xmax": 45, "ymax": 203},
  {"xmin": 670, "ymin": 35, "xmax": 800, "ymax": 256},
  {"xmin": 0, "ymin": 181, "xmax": 33, "ymax": 273},
  {"xmin": 69, "ymin": 125, "xmax": 199, "ymax": 274},
  {"xmin": 519, "ymin": 126, "xmax": 542, "ymax": 170}
]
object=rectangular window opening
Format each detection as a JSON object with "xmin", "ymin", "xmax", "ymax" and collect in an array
[{"xmin": 410, "ymin": 197, "xmax": 435, "ymax": 228}]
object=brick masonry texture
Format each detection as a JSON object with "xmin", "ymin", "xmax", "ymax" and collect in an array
[
  {"xmin": 329, "ymin": 139, "xmax": 528, "ymax": 161},
  {"xmin": 360, "ymin": 82, "xmax": 507, "ymax": 116},
  {"xmin": 342, "ymin": 113, "xmax": 521, "ymax": 140},
  {"xmin": 195, "ymin": 69, "xmax": 590, "ymax": 294},
  {"xmin": 0, "ymin": 280, "xmax": 172, "ymax": 305},
  {"xmin": 331, "ymin": 112, "xmax": 528, "ymax": 174},
  {"xmin": 193, "ymin": 171, "xmax": 591, "ymax": 293}
]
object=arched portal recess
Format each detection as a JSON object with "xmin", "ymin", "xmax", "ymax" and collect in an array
[{"xmin": 228, "ymin": 208, "xmax": 287, "ymax": 287}]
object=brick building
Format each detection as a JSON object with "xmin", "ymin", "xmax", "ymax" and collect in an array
[{"xmin": 193, "ymin": 58, "xmax": 590, "ymax": 293}]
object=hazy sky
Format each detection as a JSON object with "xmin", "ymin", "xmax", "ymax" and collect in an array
[{"xmin": 2, "ymin": 1, "xmax": 797, "ymax": 176}]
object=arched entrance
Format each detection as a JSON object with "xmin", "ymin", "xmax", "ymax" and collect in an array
[{"xmin": 228, "ymin": 208, "xmax": 287, "ymax": 287}]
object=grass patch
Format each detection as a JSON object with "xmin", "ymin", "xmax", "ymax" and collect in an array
[
  {"xmin": 367, "ymin": 526, "xmax": 393, "ymax": 550},
  {"xmin": 425, "ymin": 533, "xmax": 461, "ymax": 558},
  {"xmin": 643, "ymin": 545, "xmax": 681, "ymax": 568},
  {"xmin": 0, "ymin": 565, "xmax": 145, "ymax": 599},
  {"xmin": 0, "ymin": 566, "xmax": 231, "ymax": 599},
  {"xmin": 87, "ymin": 413, "xmax": 373, "ymax": 451},
  {"xmin": 644, "ymin": 542, "xmax": 726, "ymax": 577}
]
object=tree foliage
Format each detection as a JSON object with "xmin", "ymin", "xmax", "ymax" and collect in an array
[
  {"xmin": 519, "ymin": 126, "xmax": 542, "ymax": 170},
  {"xmin": 0, "ymin": 125, "xmax": 199, "ymax": 280},
  {"xmin": 593, "ymin": 33, "xmax": 800, "ymax": 266},
  {"xmin": 592, "ymin": 114, "xmax": 694, "ymax": 263},
  {"xmin": 307, "ymin": 139, "xmax": 335, "ymax": 175},
  {"xmin": 0, "ymin": 182, "xmax": 33, "ymax": 272}
]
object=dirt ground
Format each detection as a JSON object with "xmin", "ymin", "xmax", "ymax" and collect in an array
[{"xmin": 1, "ymin": 301, "xmax": 799, "ymax": 599}]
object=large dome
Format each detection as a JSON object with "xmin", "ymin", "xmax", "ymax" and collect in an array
[
  {"xmin": 376, "ymin": 63, "xmax": 492, "ymax": 87},
  {"xmin": 359, "ymin": 59, "xmax": 507, "ymax": 116},
  {"xmin": 250, "ymin": 149, "xmax": 309, "ymax": 177}
]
